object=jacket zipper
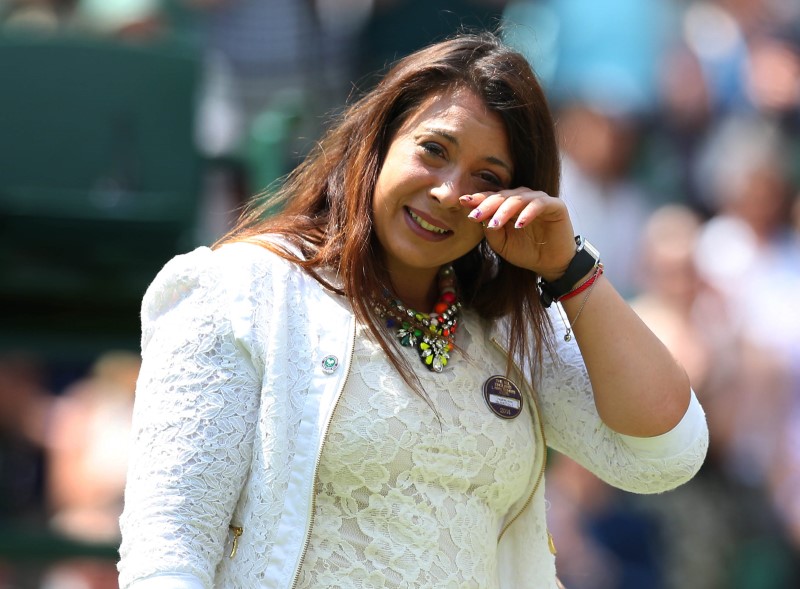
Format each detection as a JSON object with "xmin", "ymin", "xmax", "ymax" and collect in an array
[
  {"xmin": 290, "ymin": 320, "xmax": 357, "ymax": 589},
  {"xmin": 491, "ymin": 338, "xmax": 550, "ymax": 546},
  {"xmin": 227, "ymin": 525, "xmax": 243, "ymax": 558}
]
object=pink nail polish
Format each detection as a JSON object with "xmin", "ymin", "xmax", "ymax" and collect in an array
[
  {"xmin": 490, "ymin": 218, "xmax": 499, "ymax": 228},
  {"xmin": 469, "ymin": 209, "xmax": 481, "ymax": 219},
  {"xmin": 514, "ymin": 219, "xmax": 524, "ymax": 229}
]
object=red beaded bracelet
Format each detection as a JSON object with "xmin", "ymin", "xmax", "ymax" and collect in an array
[{"xmin": 558, "ymin": 263, "xmax": 604, "ymax": 303}]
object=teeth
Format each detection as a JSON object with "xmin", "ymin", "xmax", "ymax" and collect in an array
[{"xmin": 409, "ymin": 210, "xmax": 448, "ymax": 234}]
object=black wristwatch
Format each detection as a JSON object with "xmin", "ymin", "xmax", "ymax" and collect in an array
[{"xmin": 538, "ymin": 236, "xmax": 601, "ymax": 307}]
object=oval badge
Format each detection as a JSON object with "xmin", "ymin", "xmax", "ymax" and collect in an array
[{"xmin": 483, "ymin": 375, "xmax": 523, "ymax": 420}]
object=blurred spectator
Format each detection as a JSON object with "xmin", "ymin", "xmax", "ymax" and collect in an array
[
  {"xmin": 0, "ymin": 0, "xmax": 77, "ymax": 30},
  {"xmin": 630, "ymin": 205, "xmax": 733, "ymax": 402},
  {"xmin": 72, "ymin": 0, "xmax": 169, "ymax": 39},
  {"xmin": 40, "ymin": 559, "xmax": 122, "ymax": 589},
  {"xmin": 0, "ymin": 353, "xmax": 54, "ymax": 585},
  {"xmin": 637, "ymin": 40, "xmax": 716, "ymax": 215},
  {"xmin": 675, "ymin": 0, "xmax": 800, "ymax": 118},
  {"xmin": 0, "ymin": 0, "xmax": 178, "ymax": 37},
  {"xmin": 546, "ymin": 455, "xmax": 664, "ymax": 589},
  {"xmin": 706, "ymin": 125, "xmax": 800, "ymax": 562},
  {"xmin": 186, "ymin": 0, "xmax": 348, "ymax": 159},
  {"xmin": 691, "ymin": 114, "xmax": 800, "ymax": 586},
  {"xmin": 694, "ymin": 114, "xmax": 799, "ymax": 386},
  {"xmin": 181, "ymin": 0, "xmax": 362, "ymax": 241},
  {"xmin": 555, "ymin": 100, "xmax": 654, "ymax": 299},
  {"xmin": 627, "ymin": 205, "xmax": 745, "ymax": 588},
  {"xmin": 773, "ymin": 393, "xmax": 800, "ymax": 551},
  {"xmin": 679, "ymin": 1, "xmax": 755, "ymax": 113},
  {"xmin": 45, "ymin": 350, "xmax": 139, "ymax": 543},
  {"xmin": 354, "ymin": 0, "xmax": 508, "ymax": 84},
  {"xmin": 745, "ymin": 32, "xmax": 800, "ymax": 117},
  {"xmin": 502, "ymin": 0, "xmax": 678, "ymax": 115},
  {"xmin": 41, "ymin": 350, "xmax": 140, "ymax": 589},
  {"xmin": 0, "ymin": 353, "xmax": 52, "ymax": 518}
]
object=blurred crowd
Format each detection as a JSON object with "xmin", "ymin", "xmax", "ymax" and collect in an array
[
  {"xmin": 1, "ymin": 0, "xmax": 799, "ymax": 587},
  {"xmin": 503, "ymin": 1, "xmax": 800, "ymax": 588}
]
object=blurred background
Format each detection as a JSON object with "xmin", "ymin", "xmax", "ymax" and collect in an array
[{"xmin": 0, "ymin": 0, "xmax": 798, "ymax": 587}]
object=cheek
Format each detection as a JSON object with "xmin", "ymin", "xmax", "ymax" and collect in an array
[
  {"xmin": 458, "ymin": 223, "xmax": 485, "ymax": 253},
  {"xmin": 371, "ymin": 183, "xmax": 394, "ymax": 231},
  {"xmin": 371, "ymin": 185, "xmax": 399, "ymax": 249},
  {"xmin": 371, "ymin": 163, "xmax": 402, "ymax": 218}
]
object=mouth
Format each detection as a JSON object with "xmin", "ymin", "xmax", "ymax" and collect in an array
[{"xmin": 406, "ymin": 207, "xmax": 452, "ymax": 235}]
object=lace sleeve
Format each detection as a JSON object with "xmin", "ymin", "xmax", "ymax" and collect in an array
[
  {"xmin": 537, "ymin": 312, "xmax": 708, "ymax": 494},
  {"xmin": 118, "ymin": 247, "xmax": 264, "ymax": 588}
]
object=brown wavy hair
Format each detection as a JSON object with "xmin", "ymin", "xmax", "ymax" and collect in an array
[{"xmin": 216, "ymin": 31, "xmax": 560, "ymax": 396}]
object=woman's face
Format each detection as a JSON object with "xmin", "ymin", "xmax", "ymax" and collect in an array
[{"xmin": 372, "ymin": 88, "xmax": 513, "ymax": 289}]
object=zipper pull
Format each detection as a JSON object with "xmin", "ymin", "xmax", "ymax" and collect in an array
[
  {"xmin": 548, "ymin": 530, "xmax": 557, "ymax": 555},
  {"xmin": 228, "ymin": 525, "xmax": 243, "ymax": 558}
]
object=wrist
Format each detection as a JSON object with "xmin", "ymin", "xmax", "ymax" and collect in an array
[
  {"xmin": 537, "ymin": 265, "xmax": 571, "ymax": 284},
  {"xmin": 538, "ymin": 236, "xmax": 601, "ymax": 307},
  {"xmin": 558, "ymin": 263, "xmax": 604, "ymax": 304}
]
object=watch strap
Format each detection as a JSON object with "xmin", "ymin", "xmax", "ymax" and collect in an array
[{"xmin": 539, "ymin": 236, "xmax": 600, "ymax": 307}]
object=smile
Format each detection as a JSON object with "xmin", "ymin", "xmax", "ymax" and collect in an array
[{"xmin": 407, "ymin": 208, "xmax": 451, "ymax": 235}]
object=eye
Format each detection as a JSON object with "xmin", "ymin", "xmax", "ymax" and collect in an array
[
  {"xmin": 420, "ymin": 142, "xmax": 446, "ymax": 158},
  {"xmin": 477, "ymin": 171, "xmax": 505, "ymax": 189}
]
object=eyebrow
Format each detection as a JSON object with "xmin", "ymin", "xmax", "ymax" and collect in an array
[{"xmin": 425, "ymin": 127, "xmax": 513, "ymax": 175}]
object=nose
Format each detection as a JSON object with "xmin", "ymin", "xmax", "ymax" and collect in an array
[{"xmin": 429, "ymin": 173, "xmax": 464, "ymax": 209}]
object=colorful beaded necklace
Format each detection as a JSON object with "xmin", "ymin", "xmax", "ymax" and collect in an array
[{"xmin": 374, "ymin": 265, "xmax": 461, "ymax": 373}]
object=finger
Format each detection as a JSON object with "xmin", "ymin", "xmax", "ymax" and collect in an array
[
  {"xmin": 458, "ymin": 192, "xmax": 491, "ymax": 205},
  {"xmin": 513, "ymin": 198, "xmax": 549, "ymax": 229},
  {"xmin": 465, "ymin": 193, "xmax": 506, "ymax": 223},
  {"xmin": 458, "ymin": 192, "xmax": 491, "ymax": 214},
  {"xmin": 513, "ymin": 194, "xmax": 566, "ymax": 228},
  {"xmin": 460, "ymin": 188, "xmax": 528, "ymax": 205},
  {"xmin": 484, "ymin": 195, "xmax": 527, "ymax": 229}
]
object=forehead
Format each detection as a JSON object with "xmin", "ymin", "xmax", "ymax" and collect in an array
[{"xmin": 398, "ymin": 88, "xmax": 506, "ymax": 136}]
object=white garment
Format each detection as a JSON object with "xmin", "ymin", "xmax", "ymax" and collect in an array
[
  {"xmin": 118, "ymin": 242, "xmax": 709, "ymax": 588},
  {"xmin": 297, "ymin": 316, "xmax": 538, "ymax": 588}
]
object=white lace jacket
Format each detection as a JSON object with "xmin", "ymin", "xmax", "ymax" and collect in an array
[{"xmin": 117, "ymin": 242, "xmax": 709, "ymax": 588}]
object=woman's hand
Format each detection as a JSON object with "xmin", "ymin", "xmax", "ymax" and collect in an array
[{"xmin": 459, "ymin": 188, "xmax": 576, "ymax": 281}]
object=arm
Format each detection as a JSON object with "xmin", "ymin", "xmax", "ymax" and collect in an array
[
  {"xmin": 118, "ymin": 248, "xmax": 263, "ymax": 588},
  {"xmin": 461, "ymin": 189, "xmax": 692, "ymax": 437},
  {"xmin": 536, "ymin": 310, "xmax": 708, "ymax": 492},
  {"xmin": 561, "ymin": 273, "xmax": 691, "ymax": 437}
]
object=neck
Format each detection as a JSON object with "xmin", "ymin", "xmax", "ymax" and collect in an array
[{"xmin": 386, "ymin": 266, "xmax": 440, "ymax": 313}]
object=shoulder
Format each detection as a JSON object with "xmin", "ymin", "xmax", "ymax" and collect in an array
[
  {"xmin": 174, "ymin": 239, "xmax": 301, "ymax": 281},
  {"xmin": 140, "ymin": 240, "xmax": 310, "ymax": 343},
  {"xmin": 144, "ymin": 240, "xmax": 300, "ymax": 307}
]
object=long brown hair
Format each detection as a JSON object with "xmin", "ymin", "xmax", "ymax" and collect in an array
[{"xmin": 217, "ymin": 31, "xmax": 560, "ymax": 394}]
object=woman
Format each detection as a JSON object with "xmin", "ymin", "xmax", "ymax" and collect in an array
[{"xmin": 118, "ymin": 33, "xmax": 708, "ymax": 588}]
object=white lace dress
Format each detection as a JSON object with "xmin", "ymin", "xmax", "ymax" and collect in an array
[
  {"xmin": 296, "ymin": 314, "xmax": 537, "ymax": 589},
  {"xmin": 117, "ymin": 243, "xmax": 709, "ymax": 588}
]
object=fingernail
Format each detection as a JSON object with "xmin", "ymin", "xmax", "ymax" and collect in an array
[
  {"xmin": 489, "ymin": 218, "xmax": 499, "ymax": 228},
  {"xmin": 460, "ymin": 195, "xmax": 473, "ymax": 202},
  {"xmin": 514, "ymin": 219, "xmax": 525, "ymax": 229},
  {"xmin": 469, "ymin": 209, "xmax": 481, "ymax": 219}
]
